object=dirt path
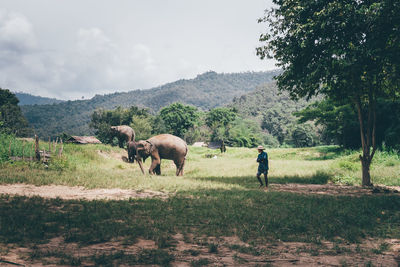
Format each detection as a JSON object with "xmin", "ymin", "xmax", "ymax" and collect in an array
[
  {"xmin": 0, "ymin": 183, "xmax": 398, "ymax": 201},
  {"xmin": 0, "ymin": 184, "xmax": 170, "ymax": 200}
]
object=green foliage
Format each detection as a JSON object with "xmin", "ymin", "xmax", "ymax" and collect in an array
[
  {"xmin": 258, "ymin": 0, "xmax": 400, "ymax": 184},
  {"xmin": 228, "ymin": 118, "xmax": 264, "ymax": 148},
  {"xmin": 159, "ymin": 103, "xmax": 199, "ymax": 138},
  {"xmin": 0, "ymin": 88, "xmax": 32, "ymax": 136},
  {"xmin": 90, "ymin": 106, "xmax": 152, "ymax": 144},
  {"xmin": 297, "ymin": 98, "xmax": 400, "ymax": 150},
  {"xmin": 206, "ymin": 107, "xmax": 237, "ymax": 142},
  {"xmin": 0, "ymin": 133, "xmax": 37, "ymax": 162},
  {"xmin": 295, "ymin": 99, "xmax": 360, "ymax": 148},
  {"xmin": 257, "ymin": 0, "xmax": 400, "ymax": 101},
  {"xmin": 205, "ymin": 107, "xmax": 237, "ymax": 128},
  {"xmin": 130, "ymin": 114, "xmax": 153, "ymax": 140},
  {"xmin": 290, "ymin": 124, "xmax": 317, "ymax": 148},
  {"xmin": 231, "ymin": 82, "xmax": 318, "ymax": 146},
  {"xmin": 0, "ymin": 133, "xmax": 14, "ymax": 162},
  {"xmin": 21, "ymin": 71, "xmax": 277, "ymax": 137},
  {"xmin": 184, "ymin": 125, "xmax": 210, "ymax": 145}
]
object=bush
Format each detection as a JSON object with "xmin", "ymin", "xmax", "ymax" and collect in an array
[{"xmin": 0, "ymin": 134, "xmax": 32, "ymax": 162}]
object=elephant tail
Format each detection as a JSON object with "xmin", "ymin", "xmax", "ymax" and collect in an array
[
  {"xmin": 178, "ymin": 157, "xmax": 186, "ymax": 176},
  {"xmin": 178, "ymin": 146, "xmax": 188, "ymax": 176}
]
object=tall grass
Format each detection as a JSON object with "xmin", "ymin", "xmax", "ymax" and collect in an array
[{"xmin": 0, "ymin": 133, "xmax": 33, "ymax": 161}]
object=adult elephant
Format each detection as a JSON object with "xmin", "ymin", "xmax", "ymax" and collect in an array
[
  {"xmin": 110, "ymin": 125, "xmax": 135, "ymax": 148},
  {"xmin": 135, "ymin": 134, "xmax": 187, "ymax": 176}
]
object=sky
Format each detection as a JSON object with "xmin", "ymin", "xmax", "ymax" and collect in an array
[{"xmin": 0, "ymin": 0, "xmax": 275, "ymax": 100}]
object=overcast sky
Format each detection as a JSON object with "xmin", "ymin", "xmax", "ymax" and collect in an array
[{"xmin": 0, "ymin": 0, "xmax": 275, "ymax": 100}]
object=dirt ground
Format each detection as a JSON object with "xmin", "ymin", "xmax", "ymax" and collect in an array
[
  {"xmin": 0, "ymin": 184, "xmax": 170, "ymax": 200},
  {"xmin": 0, "ymin": 183, "xmax": 398, "ymax": 201},
  {"xmin": 1, "ymin": 183, "xmax": 399, "ymax": 266},
  {"xmin": 1, "ymin": 234, "xmax": 399, "ymax": 266}
]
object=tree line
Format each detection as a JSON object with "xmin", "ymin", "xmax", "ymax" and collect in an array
[
  {"xmin": 20, "ymin": 71, "xmax": 277, "ymax": 138},
  {"xmin": 90, "ymin": 103, "xmax": 275, "ymax": 148}
]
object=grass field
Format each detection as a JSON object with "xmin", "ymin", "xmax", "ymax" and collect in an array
[{"xmin": 1, "ymin": 142, "xmax": 399, "ymax": 266}]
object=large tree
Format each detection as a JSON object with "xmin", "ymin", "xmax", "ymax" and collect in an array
[
  {"xmin": 205, "ymin": 107, "xmax": 237, "ymax": 141},
  {"xmin": 159, "ymin": 103, "xmax": 199, "ymax": 138},
  {"xmin": 257, "ymin": 0, "xmax": 400, "ymax": 186},
  {"xmin": 0, "ymin": 89, "xmax": 31, "ymax": 136}
]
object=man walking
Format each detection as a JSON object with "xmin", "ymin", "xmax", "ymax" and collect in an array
[{"xmin": 256, "ymin": 145, "xmax": 269, "ymax": 189}]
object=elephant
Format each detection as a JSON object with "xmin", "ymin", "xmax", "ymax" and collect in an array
[
  {"xmin": 110, "ymin": 125, "xmax": 135, "ymax": 148},
  {"xmin": 127, "ymin": 141, "xmax": 137, "ymax": 163},
  {"xmin": 135, "ymin": 134, "xmax": 188, "ymax": 176}
]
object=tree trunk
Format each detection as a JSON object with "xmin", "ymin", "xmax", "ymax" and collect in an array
[
  {"xmin": 360, "ymin": 155, "xmax": 372, "ymax": 186},
  {"xmin": 354, "ymin": 96, "xmax": 376, "ymax": 187}
]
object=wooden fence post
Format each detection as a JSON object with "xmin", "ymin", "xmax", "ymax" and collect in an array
[
  {"xmin": 35, "ymin": 135, "xmax": 40, "ymax": 161},
  {"xmin": 22, "ymin": 141, "xmax": 25, "ymax": 160},
  {"xmin": 58, "ymin": 139, "xmax": 63, "ymax": 158},
  {"xmin": 54, "ymin": 137, "xmax": 58, "ymax": 154},
  {"xmin": 48, "ymin": 137, "xmax": 51, "ymax": 153},
  {"xmin": 31, "ymin": 141, "xmax": 34, "ymax": 160},
  {"xmin": 8, "ymin": 139, "xmax": 12, "ymax": 158}
]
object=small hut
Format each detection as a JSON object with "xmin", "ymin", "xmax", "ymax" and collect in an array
[
  {"xmin": 192, "ymin": 142, "xmax": 207, "ymax": 147},
  {"xmin": 66, "ymin": 136, "xmax": 102, "ymax": 144}
]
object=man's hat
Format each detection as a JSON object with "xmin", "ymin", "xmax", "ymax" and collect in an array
[{"xmin": 257, "ymin": 145, "xmax": 265, "ymax": 150}]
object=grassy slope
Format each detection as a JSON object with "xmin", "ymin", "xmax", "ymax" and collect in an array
[{"xmin": 1, "ymin": 144, "xmax": 399, "ymax": 265}]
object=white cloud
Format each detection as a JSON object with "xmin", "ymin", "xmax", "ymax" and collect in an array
[
  {"xmin": 0, "ymin": 12, "xmax": 163, "ymax": 99},
  {"xmin": 0, "ymin": 1, "xmax": 277, "ymax": 100},
  {"xmin": 0, "ymin": 10, "xmax": 36, "ymax": 52}
]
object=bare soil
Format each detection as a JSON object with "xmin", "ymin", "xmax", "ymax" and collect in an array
[
  {"xmin": 1, "ymin": 234, "xmax": 399, "ymax": 266},
  {"xmin": 0, "ymin": 184, "xmax": 170, "ymax": 200},
  {"xmin": 0, "ymin": 183, "xmax": 398, "ymax": 201}
]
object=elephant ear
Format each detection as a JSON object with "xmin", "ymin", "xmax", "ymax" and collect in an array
[
  {"xmin": 135, "ymin": 142, "xmax": 148, "ymax": 162},
  {"xmin": 145, "ymin": 140, "xmax": 155, "ymax": 154},
  {"xmin": 136, "ymin": 142, "xmax": 145, "ymax": 153}
]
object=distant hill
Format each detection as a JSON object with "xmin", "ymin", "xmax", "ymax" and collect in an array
[
  {"xmin": 230, "ymin": 82, "xmax": 318, "ymax": 144},
  {"xmin": 230, "ymin": 82, "xmax": 309, "ymax": 118},
  {"xmin": 14, "ymin": 92, "xmax": 64, "ymax": 105},
  {"xmin": 21, "ymin": 70, "xmax": 280, "ymax": 137}
]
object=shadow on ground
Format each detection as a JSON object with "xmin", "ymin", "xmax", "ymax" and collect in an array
[
  {"xmin": 304, "ymin": 146, "xmax": 349, "ymax": 161},
  {"xmin": 188, "ymin": 171, "xmax": 332, "ymax": 189}
]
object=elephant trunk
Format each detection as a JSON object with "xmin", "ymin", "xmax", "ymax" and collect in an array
[{"xmin": 137, "ymin": 157, "xmax": 145, "ymax": 174}]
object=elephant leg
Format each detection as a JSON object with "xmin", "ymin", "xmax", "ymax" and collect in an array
[
  {"xmin": 155, "ymin": 164, "xmax": 161, "ymax": 175},
  {"xmin": 149, "ymin": 157, "xmax": 161, "ymax": 175},
  {"xmin": 175, "ymin": 158, "xmax": 185, "ymax": 176}
]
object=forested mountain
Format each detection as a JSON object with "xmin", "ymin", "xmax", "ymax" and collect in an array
[
  {"xmin": 14, "ymin": 92, "xmax": 64, "ymax": 105},
  {"xmin": 21, "ymin": 70, "xmax": 280, "ymax": 137},
  {"xmin": 230, "ymin": 82, "xmax": 311, "ymax": 119},
  {"xmin": 230, "ymin": 82, "xmax": 318, "ymax": 146}
]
